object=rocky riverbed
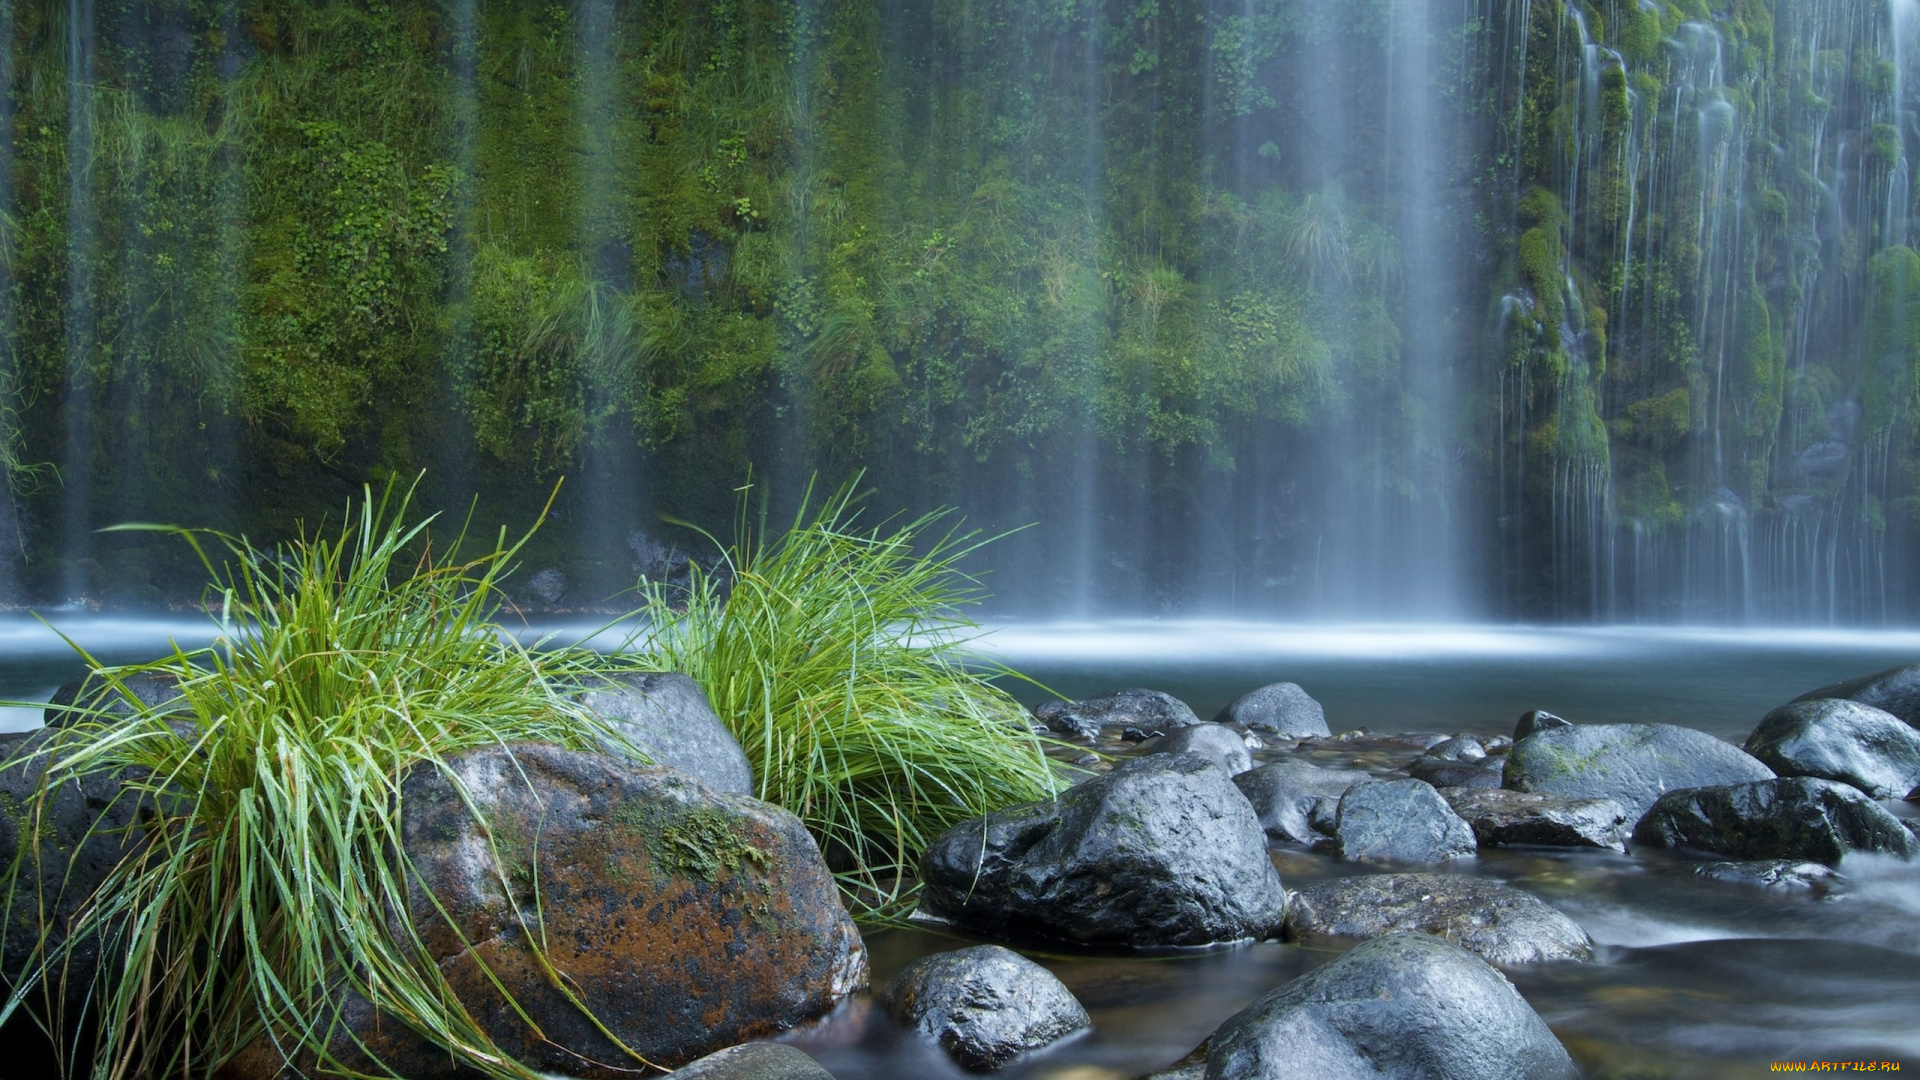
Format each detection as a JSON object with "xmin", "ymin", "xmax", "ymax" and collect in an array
[{"xmin": 5, "ymin": 655, "xmax": 1920, "ymax": 1078}]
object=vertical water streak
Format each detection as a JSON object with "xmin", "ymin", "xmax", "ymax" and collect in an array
[{"xmin": 62, "ymin": 0, "xmax": 95, "ymax": 601}]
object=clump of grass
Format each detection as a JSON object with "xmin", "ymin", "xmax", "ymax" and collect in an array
[
  {"xmin": 632, "ymin": 479, "xmax": 1064, "ymax": 914},
  {"xmin": 3, "ymin": 481, "xmax": 647, "ymax": 1080}
]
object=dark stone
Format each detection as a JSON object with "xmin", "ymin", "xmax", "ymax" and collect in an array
[
  {"xmin": 1442, "ymin": 788, "xmax": 1629, "ymax": 850},
  {"xmin": 1146, "ymin": 723, "xmax": 1253, "ymax": 776},
  {"xmin": 0, "ymin": 729, "xmax": 153, "ymax": 1069},
  {"xmin": 45, "ymin": 669, "xmax": 185, "ymax": 727},
  {"xmin": 918, "ymin": 754, "xmax": 1287, "ymax": 947},
  {"xmin": 880, "ymin": 945, "xmax": 1090, "ymax": 1071},
  {"xmin": 1213, "ymin": 682, "xmax": 1330, "ymax": 737},
  {"xmin": 1424, "ymin": 737, "xmax": 1486, "ymax": 761},
  {"xmin": 1231, "ymin": 760, "xmax": 1371, "ymax": 846},
  {"xmin": 1283, "ymin": 873, "xmax": 1593, "ymax": 964},
  {"xmin": 1409, "ymin": 754, "xmax": 1505, "ymax": 790},
  {"xmin": 1035, "ymin": 688, "xmax": 1199, "ymax": 740},
  {"xmin": 1632, "ymin": 776, "xmax": 1920, "ymax": 866},
  {"xmin": 1744, "ymin": 698, "xmax": 1920, "ymax": 799},
  {"xmin": 1513, "ymin": 710, "xmax": 1571, "ymax": 740},
  {"xmin": 667, "ymin": 1044, "xmax": 837, "ymax": 1080},
  {"xmin": 576, "ymin": 671, "xmax": 754, "ymax": 794},
  {"xmin": 1693, "ymin": 860, "xmax": 1841, "ymax": 893},
  {"xmin": 1503, "ymin": 723, "xmax": 1774, "ymax": 820},
  {"xmin": 1204, "ymin": 933, "xmax": 1579, "ymax": 1080},
  {"xmin": 1792, "ymin": 662, "xmax": 1920, "ymax": 726},
  {"xmin": 228, "ymin": 744, "xmax": 867, "ymax": 1079},
  {"xmin": 1332, "ymin": 779, "xmax": 1477, "ymax": 863}
]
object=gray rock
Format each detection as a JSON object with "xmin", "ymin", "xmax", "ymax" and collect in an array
[
  {"xmin": 1513, "ymin": 710, "xmax": 1571, "ymax": 740},
  {"xmin": 1424, "ymin": 737, "xmax": 1486, "ymax": 761},
  {"xmin": 0, "ymin": 729, "xmax": 154, "ymax": 1057},
  {"xmin": 1333, "ymin": 779, "xmax": 1477, "ymax": 863},
  {"xmin": 1632, "ymin": 776, "xmax": 1920, "ymax": 866},
  {"xmin": 1793, "ymin": 662, "xmax": 1920, "ymax": 726},
  {"xmin": 1035, "ymin": 688, "xmax": 1200, "ymax": 740},
  {"xmin": 1744, "ymin": 698, "xmax": 1920, "ymax": 799},
  {"xmin": 880, "ymin": 945, "xmax": 1090, "ymax": 1071},
  {"xmin": 577, "ymin": 672, "xmax": 753, "ymax": 795},
  {"xmin": 1409, "ymin": 755, "xmax": 1505, "ymax": 790},
  {"xmin": 667, "ymin": 1044, "xmax": 835, "ymax": 1080},
  {"xmin": 1693, "ymin": 860, "xmax": 1841, "ymax": 893},
  {"xmin": 1442, "ymin": 788, "xmax": 1628, "ymax": 850},
  {"xmin": 1503, "ymin": 723, "xmax": 1775, "ymax": 820},
  {"xmin": 1204, "ymin": 933, "xmax": 1579, "ymax": 1080},
  {"xmin": 1231, "ymin": 760, "xmax": 1371, "ymax": 846},
  {"xmin": 918, "ymin": 754, "xmax": 1288, "ymax": 947},
  {"xmin": 1147, "ymin": 723, "xmax": 1253, "ymax": 777},
  {"xmin": 1283, "ymin": 873, "xmax": 1593, "ymax": 964},
  {"xmin": 1213, "ymin": 683, "xmax": 1330, "ymax": 737},
  {"xmin": 45, "ymin": 668, "xmax": 185, "ymax": 727}
]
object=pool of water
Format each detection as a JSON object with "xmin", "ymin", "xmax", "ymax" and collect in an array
[{"xmin": 4, "ymin": 615, "xmax": 1918, "ymax": 1078}]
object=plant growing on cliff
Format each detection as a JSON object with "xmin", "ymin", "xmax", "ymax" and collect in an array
[
  {"xmin": 632, "ymin": 478, "xmax": 1064, "ymax": 914},
  {"xmin": 1, "ymin": 482, "xmax": 647, "ymax": 1079}
]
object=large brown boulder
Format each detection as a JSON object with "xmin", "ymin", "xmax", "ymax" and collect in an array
[{"xmin": 224, "ymin": 743, "xmax": 866, "ymax": 1079}]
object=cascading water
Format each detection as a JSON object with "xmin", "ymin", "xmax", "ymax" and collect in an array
[{"xmin": 0, "ymin": 0, "xmax": 1917, "ymax": 623}]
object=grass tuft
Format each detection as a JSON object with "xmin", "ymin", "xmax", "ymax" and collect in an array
[
  {"xmin": 2, "ymin": 479, "xmax": 648, "ymax": 1080},
  {"xmin": 631, "ymin": 478, "xmax": 1065, "ymax": 916}
]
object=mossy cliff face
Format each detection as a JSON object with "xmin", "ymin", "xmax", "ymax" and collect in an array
[{"xmin": 0, "ymin": 0, "xmax": 1912, "ymax": 617}]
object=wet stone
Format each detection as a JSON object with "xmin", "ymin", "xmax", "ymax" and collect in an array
[
  {"xmin": 667, "ymin": 1044, "xmax": 837, "ymax": 1080},
  {"xmin": 1332, "ymin": 779, "xmax": 1478, "ymax": 864},
  {"xmin": 1743, "ymin": 698, "xmax": 1920, "ymax": 800},
  {"xmin": 1145, "ymin": 722, "xmax": 1253, "ymax": 777},
  {"xmin": 1231, "ymin": 759, "xmax": 1372, "ymax": 847},
  {"xmin": 1513, "ymin": 709, "xmax": 1571, "ymax": 740},
  {"xmin": 45, "ymin": 669, "xmax": 185, "ymax": 726},
  {"xmin": 918, "ymin": 754, "xmax": 1288, "ymax": 947},
  {"xmin": 1283, "ymin": 872, "xmax": 1594, "ymax": 964},
  {"xmin": 1203, "ymin": 933, "xmax": 1580, "ymax": 1080},
  {"xmin": 1632, "ymin": 776, "xmax": 1920, "ymax": 867},
  {"xmin": 1034, "ymin": 689, "xmax": 1200, "ymax": 740},
  {"xmin": 1503, "ymin": 723, "xmax": 1775, "ymax": 820},
  {"xmin": 1409, "ymin": 754, "xmax": 1505, "ymax": 790},
  {"xmin": 880, "ymin": 944, "xmax": 1091, "ymax": 1071},
  {"xmin": 1212, "ymin": 682, "xmax": 1331, "ymax": 737},
  {"xmin": 1424, "ymin": 736, "xmax": 1486, "ymax": 761},
  {"xmin": 576, "ymin": 671, "xmax": 754, "ymax": 795},
  {"xmin": 1792, "ymin": 662, "xmax": 1920, "ymax": 727},
  {"xmin": 1442, "ymin": 788, "xmax": 1629, "ymax": 850}
]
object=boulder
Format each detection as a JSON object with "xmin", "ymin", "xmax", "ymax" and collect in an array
[
  {"xmin": 880, "ymin": 945, "xmax": 1090, "ymax": 1071},
  {"xmin": 1283, "ymin": 873, "xmax": 1593, "ymax": 964},
  {"xmin": 1231, "ymin": 760, "xmax": 1371, "ymax": 846},
  {"xmin": 1034, "ymin": 688, "xmax": 1199, "ymax": 740},
  {"xmin": 1693, "ymin": 860, "xmax": 1841, "ymax": 893},
  {"xmin": 1514, "ymin": 710, "xmax": 1571, "ymax": 740},
  {"xmin": 667, "ymin": 1044, "xmax": 837, "ymax": 1080},
  {"xmin": 1632, "ymin": 777, "xmax": 1920, "ymax": 866},
  {"xmin": 1743, "ymin": 698, "xmax": 1920, "ymax": 799},
  {"xmin": 576, "ymin": 672, "xmax": 754, "ymax": 795},
  {"xmin": 1409, "ymin": 754, "xmax": 1505, "ymax": 790},
  {"xmin": 1332, "ymin": 779, "xmax": 1477, "ymax": 863},
  {"xmin": 1212, "ymin": 683, "xmax": 1330, "ymax": 738},
  {"xmin": 228, "ymin": 744, "xmax": 867, "ymax": 1079},
  {"xmin": 1424, "ymin": 737, "xmax": 1485, "ymax": 761},
  {"xmin": 0, "ymin": 729, "xmax": 152, "ymax": 1067},
  {"xmin": 1792, "ymin": 662, "xmax": 1920, "ymax": 726},
  {"xmin": 1503, "ymin": 723, "xmax": 1774, "ymax": 820},
  {"xmin": 1203, "ymin": 933, "xmax": 1579, "ymax": 1080},
  {"xmin": 44, "ymin": 669, "xmax": 185, "ymax": 727},
  {"xmin": 918, "ymin": 754, "xmax": 1287, "ymax": 947},
  {"xmin": 1442, "ymin": 788, "xmax": 1629, "ymax": 850},
  {"xmin": 1146, "ymin": 723, "xmax": 1253, "ymax": 776}
]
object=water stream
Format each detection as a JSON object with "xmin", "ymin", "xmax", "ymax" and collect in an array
[{"xmin": 4, "ymin": 617, "xmax": 1916, "ymax": 1078}]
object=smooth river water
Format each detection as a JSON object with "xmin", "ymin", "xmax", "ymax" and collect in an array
[{"xmin": 4, "ymin": 616, "xmax": 1918, "ymax": 1078}]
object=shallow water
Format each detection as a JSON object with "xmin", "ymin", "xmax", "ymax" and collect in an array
[{"xmin": 4, "ymin": 616, "xmax": 1919, "ymax": 1077}]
